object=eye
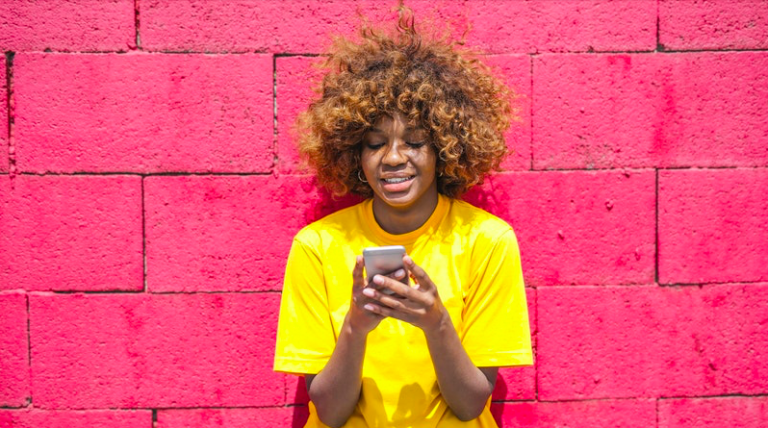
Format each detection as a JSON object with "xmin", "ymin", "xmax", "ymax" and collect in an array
[
  {"xmin": 406, "ymin": 141, "xmax": 425, "ymax": 148},
  {"xmin": 365, "ymin": 142, "xmax": 385, "ymax": 150}
]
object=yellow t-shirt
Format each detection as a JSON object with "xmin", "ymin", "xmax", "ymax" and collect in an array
[{"xmin": 274, "ymin": 194, "xmax": 532, "ymax": 428}]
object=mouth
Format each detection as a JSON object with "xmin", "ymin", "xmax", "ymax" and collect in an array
[
  {"xmin": 381, "ymin": 176, "xmax": 415, "ymax": 184},
  {"xmin": 379, "ymin": 175, "xmax": 416, "ymax": 193}
]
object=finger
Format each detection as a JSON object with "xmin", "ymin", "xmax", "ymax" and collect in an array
[
  {"xmin": 361, "ymin": 303, "xmax": 386, "ymax": 319},
  {"xmin": 372, "ymin": 274, "xmax": 434, "ymax": 309},
  {"xmin": 366, "ymin": 267, "xmax": 406, "ymax": 288},
  {"xmin": 372, "ymin": 274, "xmax": 414, "ymax": 299},
  {"xmin": 403, "ymin": 256, "xmax": 435, "ymax": 291},
  {"xmin": 363, "ymin": 286, "xmax": 415, "ymax": 310},
  {"xmin": 352, "ymin": 255, "xmax": 365, "ymax": 290},
  {"xmin": 364, "ymin": 301, "xmax": 400, "ymax": 318},
  {"xmin": 388, "ymin": 268, "xmax": 407, "ymax": 280},
  {"xmin": 364, "ymin": 301, "xmax": 415, "ymax": 324}
]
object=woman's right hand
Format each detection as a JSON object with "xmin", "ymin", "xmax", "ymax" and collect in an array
[
  {"xmin": 307, "ymin": 255, "xmax": 383, "ymax": 427},
  {"xmin": 348, "ymin": 255, "xmax": 385, "ymax": 334}
]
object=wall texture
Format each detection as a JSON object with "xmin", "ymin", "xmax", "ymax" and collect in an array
[{"xmin": 1, "ymin": 1, "xmax": 767, "ymax": 427}]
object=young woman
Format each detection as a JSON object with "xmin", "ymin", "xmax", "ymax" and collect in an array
[{"xmin": 274, "ymin": 13, "xmax": 532, "ymax": 428}]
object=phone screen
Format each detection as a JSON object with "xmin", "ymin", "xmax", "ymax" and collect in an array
[{"xmin": 363, "ymin": 246, "xmax": 408, "ymax": 294}]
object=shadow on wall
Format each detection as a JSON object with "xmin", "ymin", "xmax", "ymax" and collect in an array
[
  {"xmin": 491, "ymin": 374, "xmax": 509, "ymax": 426},
  {"xmin": 292, "ymin": 376, "xmax": 310, "ymax": 428},
  {"xmin": 461, "ymin": 175, "xmax": 512, "ymax": 216},
  {"xmin": 301, "ymin": 176, "xmax": 364, "ymax": 224}
]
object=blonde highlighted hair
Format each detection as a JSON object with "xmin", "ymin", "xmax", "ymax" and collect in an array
[{"xmin": 297, "ymin": 10, "xmax": 515, "ymax": 198}]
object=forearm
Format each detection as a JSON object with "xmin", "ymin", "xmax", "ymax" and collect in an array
[
  {"xmin": 307, "ymin": 315, "xmax": 368, "ymax": 428},
  {"xmin": 366, "ymin": 258, "xmax": 496, "ymax": 421},
  {"xmin": 423, "ymin": 312, "xmax": 496, "ymax": 421}
]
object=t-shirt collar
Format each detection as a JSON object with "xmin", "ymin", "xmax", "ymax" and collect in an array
[{"xmin": 362, "ymin": 194, "xmax": 450, "ymax": 245}]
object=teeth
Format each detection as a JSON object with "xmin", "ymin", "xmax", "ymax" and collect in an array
[{"xmin": 384, "ymin": 177, "xmax": 411, "ymax": 184}]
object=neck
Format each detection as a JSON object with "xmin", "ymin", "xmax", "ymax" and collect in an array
[{"xmin": 372, "ymin": 191, "xmax": 440, "ymax": 235}]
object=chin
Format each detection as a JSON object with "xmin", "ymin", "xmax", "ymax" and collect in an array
[{"xmin": 380, "ymin": 196, "xmax": 416, "ymax": 208}]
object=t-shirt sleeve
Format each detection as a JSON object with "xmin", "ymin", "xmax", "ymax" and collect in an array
[
  {"xmin": 273, "ymin": 235, "xmax": 337, "ymax": 375},
  {"xmin": 461, "ymin": 228, "xmax": 533, "ymax": 367}
]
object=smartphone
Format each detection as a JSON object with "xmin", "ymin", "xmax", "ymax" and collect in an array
[{"xmin": 363, "ymin": 245, "xmax": 408, "ymax": 295}]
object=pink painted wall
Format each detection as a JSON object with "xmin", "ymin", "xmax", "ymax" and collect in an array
[{"xmin": 1, "ymin": 1, "xmax": 767, "ymax": 427}]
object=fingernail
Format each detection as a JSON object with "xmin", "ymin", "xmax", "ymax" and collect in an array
[
  {"xmin": 394, "ymin": 269, "xmax": 405, "ymax": 278},
  {"xmin": 373, "ymin": 275, "xmax": 384, "ymax": 285},
  {"xmin": 363, "ymin": 288, "xmax": 375, "ymax": 297},
  {"xmin": 364, "ymin": 304, "xmax": 375, "ymax": 311}
]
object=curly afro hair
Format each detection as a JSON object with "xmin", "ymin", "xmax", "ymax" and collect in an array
[{"xmin": 296, "ymin": 11, "xmax": 516, "ymax": 199}]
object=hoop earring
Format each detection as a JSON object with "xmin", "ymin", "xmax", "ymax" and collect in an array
[{"xmin": 357, "ymin": 170, "xmax": 368, "ymax": 183}]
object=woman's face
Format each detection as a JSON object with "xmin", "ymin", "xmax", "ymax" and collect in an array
[{"xmin": 361, "ymin": 112, "xmax": 438, "ymax": 212}]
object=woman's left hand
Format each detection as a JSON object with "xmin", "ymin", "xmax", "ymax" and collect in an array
[
  {"xmin": 364, "ymin": 255, "xmax": 496, "ymax": 421},
  {"xmin": 361, "ymin": 255, "xmax": 448, "ymax": 333}
]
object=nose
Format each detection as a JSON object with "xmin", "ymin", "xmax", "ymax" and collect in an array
[{"xmin": 382, "ymin": 140, "xmax": 407, "ymax": 166}]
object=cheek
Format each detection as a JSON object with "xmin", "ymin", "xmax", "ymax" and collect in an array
[
  {"xmin": 360, "ymin": 151, "xmax": 376, "ymax": 170},
  {"xmin": 419, "ymin": 150, "xmax": 438, "ymax": 174}
]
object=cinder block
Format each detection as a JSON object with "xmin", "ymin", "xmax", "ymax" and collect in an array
[
  {"xmin": 140, "ymin": 0, "xmax": 396, "ymax": 53},
  {"xmin": 537, "ymin": 286, "xmax": 664, "ymax": 400},
  {"xmin": 538, "ymin": 284, "xmax": 768, "ymax": 400},
  {"xmin": 277, "ymin": 55, "xmax": 531, "ymax": 175},
  {"xmin": 408, "ymin": 0, "xmax": 656, "ymax": 53},
  {"xmin": 14, "ymin": 53, "xmax": 273, "ymax": 173},
  {"xmin": 0, "ymin": 292, "xmax": 28, "ymax": 406},
  {"xmin": 660, "ymin": 0, "xmax": 768, "ymax": 50},
  {"xmin": 29, "ymin": 292, "xmax": 284, "ymax": 409},
  {"xmin": 464, "ymin": 170, "xmax": 655, "ymax": 286},
  {"xmin": 491, "ymin": 399, "xmax": 656, "ymax": 428},
  {"xmin": 482, "ymin": 55, "xmax": 531, "ymax": 171},
  {"xmin": 276, "ymin": 56, "xmax": 325, "ymax": 175},
  {"xmin": 140, "ymin": 0, "xmax": 655, "ymax": 54},
  {"xmin": 659, "ymin": 169, "xmax": 768, "ymax": 284},
  {"xmin": 493, "ymin": 288, "xmax": 536, "ymax": 401},
  {"xmin": 146, "ymin": 175, "xmax": 358, "ymax": 292},
  {"xmin": 1, "ymin": 55, "xmax": 6, "ymax": 173},
  {"xmin": 655, "ymin": 284, "xmax": 768, "ymax": 397},
  {"xmin": 0, "ymin": 409, "xmax": 151, "ymax": 428},
  {"xmin": 157, "ymin": 408, "xmax": 296, "ymax": 428},
  {"xmin": 0, "ymin": 175, "xmax": 142, "ymax": 292},
  {"xmin": 533, "ymin": 52, "xmax": 768, "ymax": 169},
  {"xmin": 0, "ymin": 0, "xmax": 134, "ymax": 51},
  {"xmin": 659, "ymin": 397, "xmax": 768, "ymax": 428}
]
